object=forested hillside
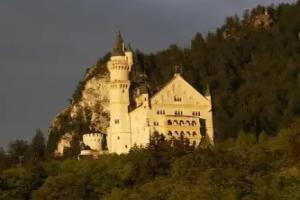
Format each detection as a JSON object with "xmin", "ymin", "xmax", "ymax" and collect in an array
[
  {"xmin": 133, "ymin": 3, "xmax": 300, "ymax": 139},
  {"xmin": 0, "ymin": 2, "xmax": 300, "ymax": 200},
  {"xmin": 0, "ymin": 120, "xmax": 299, "ymax": 199},
  {"xmin": 46, "ymin": 2, "xmax": 300, "ymax": 157}
]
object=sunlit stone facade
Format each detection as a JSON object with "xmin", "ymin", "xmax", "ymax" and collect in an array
[{"xmin": 81, "ymin": 33, "xmax": 214, "ymax": 155}]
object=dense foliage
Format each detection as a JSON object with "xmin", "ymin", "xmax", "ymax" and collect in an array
[
  {"xmin": 134, "ymin": 2, "xmax": 300, "ymax": 139},
  {"xmin": 1, "ymin": 2, "xmax": 300, "ymax": 199},
  {"xmin": 1, "ymin": 120, "xmax": 299, "ymax": 199}
]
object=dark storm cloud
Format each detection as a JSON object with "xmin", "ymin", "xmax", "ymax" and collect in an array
[{"xmin": 0, "ymin": 0, "xmax": 295, "ymax": 148}]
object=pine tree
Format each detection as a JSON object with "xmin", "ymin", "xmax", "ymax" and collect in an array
[
  {"xmin": 7, "ymin": 139, "xmax": 28, "ymax": 166},
  {"xmin": 63, "ymin": 134, "xmax": 81, "ymax": 159},
  {"xmin": 25, "ymin": 129, "xmax": 46, "ymax": 164}
]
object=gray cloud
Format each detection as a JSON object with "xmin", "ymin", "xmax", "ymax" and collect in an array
[{"xmin": 0, "ymin": 0, "xmax": 295, "ymax": 148}]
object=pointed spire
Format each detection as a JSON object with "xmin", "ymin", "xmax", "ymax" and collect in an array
[
  {"xmin": 127, "ymin": 43, "xmax": 133, "ymax": 52},
  {"xmin": 204, "ymin": 84, "xmax": 211, "ymax": 97},
  {"xmin": 112, "ymin": 31, "xmax": 125, "ymax": 56},
  {"xmin": 139, "ymin": 73, "xmax": 149, "ymax": 94},
  {"xmin": 174, "ymin": 65, "xmax": 183, "ymax": 76}
]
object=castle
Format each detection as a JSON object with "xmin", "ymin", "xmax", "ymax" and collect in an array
[{"xmin": 80, "ymin": 33, "xmax": 214, "ymax": 157}]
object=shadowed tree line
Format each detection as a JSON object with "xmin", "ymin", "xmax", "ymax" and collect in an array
[
  {"xmin": 0, "ymin": 121, "xmax": 299, "ymax": 199},
  {"xmin": 131, "ymin": 2, "xmax": 300, "ymax": 140}
]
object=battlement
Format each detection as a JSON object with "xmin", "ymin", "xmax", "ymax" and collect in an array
[
  {"xmin": 83, "ymin": 133, "xmax": 102, "ymax": 138},
  {"xmin": 82, "ymin": 133, "xmax": 102, "ymax": 151}
]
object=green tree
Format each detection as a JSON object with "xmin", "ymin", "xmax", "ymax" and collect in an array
[
  {"xmin": 24, "ymin": 129, "xmax": 46, "ymax": 164},
  {"xmin": 45, "ymin": 128, "xmax": 60, "ymax": 159},
  {"xmin": 6, "ymin": 140, "xmax": 28, "ymax": 167},
  {"xmin": 63, "ymin": 134, "xmax": 81, "ymax": 159}
]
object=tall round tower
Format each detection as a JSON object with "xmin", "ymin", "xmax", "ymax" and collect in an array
[{"xmin": 107, "ymin": 32, "xmax": 133, "ymax": 154}]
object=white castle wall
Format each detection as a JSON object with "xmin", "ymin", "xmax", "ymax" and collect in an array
[
  {"xmin": 82, "ymin": 133, "xmax": 102, "ymax": 151},
  {"xmin": 130, "ymin": 93, "xmax": 150, "ymax": 147},
  {"xmin": 107, "ymin": 50, "xmax": 134, "ymax": 154}
]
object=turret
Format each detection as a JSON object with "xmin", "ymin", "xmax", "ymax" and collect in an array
[
  {"xmin": 204, "ymin": 84, "xmax": 211, "ymax": 103},
  {"xmin": 125, "ymin": 43, "xmax": 134, "ymax": 67},
  {"xmin": 82, "ymin": 133, "xmax": 102, "ymax": 151},
  {"xmin": 107, "ymin": 32, "xmax": 134, "ymax": 154}
]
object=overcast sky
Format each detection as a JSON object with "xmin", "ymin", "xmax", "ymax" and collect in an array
[{"xmin": 0, "ymin": 0, "xmax": 295, "ymax": 148}]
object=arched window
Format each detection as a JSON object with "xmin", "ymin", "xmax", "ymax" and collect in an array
[
  {"xmin": 193, "ymin": 131, "xmax": 197, "ymax": 136},
  {"xmin": 167, "ymin": 120, "xmax": 172, "ymax": 125},
  {"xmin": 186, "ymin": 120, "xmax": 190, "ymax": 126},
  {"xmin": 179, "ymin": 120, "xmax": 184, "ymax": 126},
  {"xmin": 187, "ymin": 131, "xmax": 191, "ymax": 136},
  {"xmin": 192, "ymin": 121, "xmax": 196, "ymax": 126},
  {"xmin": 174, "ymin": 120, "xmax": 179, "ymax": 125},
  {"xmin": 168, "ymin": 131, "xmax": 172, "ymax": 136},
  {"xmin": 174, "ymin": 131, "xmax": 179, "ymax": 136},
  {"xmin": 180, "ymin": 131, "xmax": 184, "ymax": 137}
]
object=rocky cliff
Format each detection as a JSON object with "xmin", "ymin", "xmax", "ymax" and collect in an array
[{"xmin": 48, "ymin": 63, "xmax": 110, "ymax": 156}]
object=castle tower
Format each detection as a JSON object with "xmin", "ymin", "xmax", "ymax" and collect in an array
[{"xmin": 107, "ymin": 32, "xmax": 133, "ymax": 154}]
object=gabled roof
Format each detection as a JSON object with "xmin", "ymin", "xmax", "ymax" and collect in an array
[{"xmin": 150, "ymin": 73, "xmax": 210, "ymax": 104}]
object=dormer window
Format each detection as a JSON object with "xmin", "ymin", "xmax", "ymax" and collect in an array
[
  {"xmin": 153, "ymin": 122, "xmax": 159, "ymax": 126},
  {"xmin": 175, "ymin": 111, "xmax": 183, "ymax": 116},
  {"xmin": 157, "ymin": 110, "xmax": 165, "ymax": 115},
  {"xmin": 174, "ymin": 96, "xmax": 182, "ymax": 102},
  {"xmin": 192, "ymin": 112, "xmax": 200, "ymax": 116}
]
